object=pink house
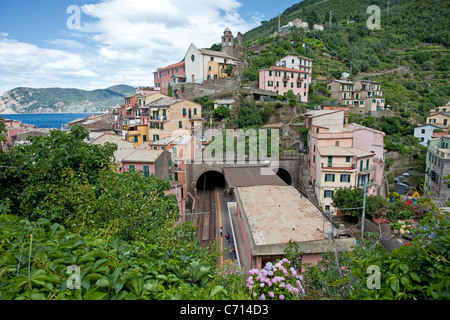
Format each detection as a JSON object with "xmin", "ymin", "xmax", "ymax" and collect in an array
[
  {"xmin": 259, "ymin": 66, "xmax": 309, "ymax": 102},
  {"xmin": 306, "ymin": 110, "xmax": 387, "ymax": 204},
  {"xmin": 305, "ymin": 110, "xmax": 353, "ymax": 185},
  {"xmin": 347, "ymin": 123, "xmax": 386, "ymax": 194},
  {"xmin": 154, "ymin": 61, "xmax": 186, "ymax": 95}
]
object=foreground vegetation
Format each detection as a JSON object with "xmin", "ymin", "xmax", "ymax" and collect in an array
[{"xmin": 0, "ymin": 121, "xmax": 448, "ymax": 300}]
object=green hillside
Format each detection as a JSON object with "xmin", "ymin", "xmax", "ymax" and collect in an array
[
  {"xmin": 0, "ymin": 85, "xmax": 136, "ymax": 113},
  {"xmin": 240, "ymin": 0, "xmax": 450, "ymax": 116}
]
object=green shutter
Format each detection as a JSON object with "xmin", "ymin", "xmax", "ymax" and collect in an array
[
  {"xmin": 332, "ymin": 174, "xmax": 335, "ymax": 182},
  {"xmin": 179, "ymin": 121, "xmax": 182, "ymax": 128},
  {"xmin": 129, "ymin": 165, "xmax": 135, "ymax": 172},
  {"xmin": 143, "ymin": 135, "xmax": 147, "ymax": 142},
  {"xmin": 134, "ymin": 136, "xmax": 138, "ymax": 143},
  {"xmin": 143, "ymin": 166, "xmax": 150, "ymax": 177},
  {"xmin": 183, "ymin": 108, "xmax": 187, "ymax": 116},
  {"xmin": 168, "ymin": 159, "xmax": 172, "ymax": 167}
]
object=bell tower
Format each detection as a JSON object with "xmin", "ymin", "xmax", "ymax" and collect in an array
[{"xmin": 221, "ymin": 27, "xmax": 234, "ymax": 57}]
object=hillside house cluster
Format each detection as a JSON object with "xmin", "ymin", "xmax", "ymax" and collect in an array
[
  {"xmin": 327, "ymin": 79, "xmax": 385, "ymax": 112},
  {"xmin": 305, "ymin": 108, "xmax": 386, "ymax": 214}
]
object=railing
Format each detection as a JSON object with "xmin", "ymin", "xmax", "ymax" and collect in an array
[
  {"xmin": 283, "ymin": 76, "xmax": 290, "ymax": 82},
  {"xmin": 358, "ymin": 164, "xmax": 376, "ymax": 173},
  {"xmin": 296, "ymin": 77, "xmax": 303, "ymax": 82},
  {"xmin": 321, "ymin": 163, "xmax": 356, "ymax": 170}
]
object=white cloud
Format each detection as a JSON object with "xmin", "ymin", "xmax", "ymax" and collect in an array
[
  {"xmin": 0, "ymin": 36, "xmax": 98, "ymax": 94},
  {"xmin": 0, "ymin": 0, "xmax": 259, "ymax": 94},
  {"xmin": 78, "ymin": 0, "xmax": 258, "ymax": 79}
]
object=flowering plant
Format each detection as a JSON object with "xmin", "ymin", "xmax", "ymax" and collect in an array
[{"xmin": 246, "ymin": 258, "xmax": 305, "ymax": 300}]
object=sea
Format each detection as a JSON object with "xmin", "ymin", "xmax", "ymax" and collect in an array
[{"xmin": 0, "ymin": 113, "xmax": 102, "ymax": 129}]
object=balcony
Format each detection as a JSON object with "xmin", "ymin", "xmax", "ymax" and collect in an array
[
  {"xmin": 357, "ymin": 179, "xmax": 375, "ymax": 189},
  {"xmin": 296, "ymin": 77, "xmax": 303, "ymax": 82},
  {"xmin": 283, "ymin": 76, "xmax": 290, "ymax": 82},
  {"xmin": 321, "ymin": 163, "xmax": 356, "ymax": 171},
  {"xmin": 357, "ymin": 164, "xmax": 376, "ymax": 174},
  {"xmin": 148, "ymin": 116, "xmax": 168, "ymax": 122}
]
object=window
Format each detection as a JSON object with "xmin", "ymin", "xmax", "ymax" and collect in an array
[
  {"xmin": 276, "ymin": 81, "xmax": 279, "ymax": 87},
  {"xmin": 269, "ymin": 71, "xmax": 272, "ymax": 76},
  {"xmin": 134, "ymin": 136, "xmax": 138, "ymax": 143},
  {"xmin": 328, "ymin": 86, "xmax": 331, "ymax": 90},
  {"xmin": 128, "ymin": 165, "xmax": 135, "ymax": 172},
  {"xmin": 360, "ymin": 160, "xmax": 364, "ymax": 171},
  {"xmin": 345, "ymin": 156, "xmax": 351, "ymax": 163},
  {"xmin": 445, "ymin": 119, "xmax": 448, "ymax": 126},
  {"xmin": 174, "ymin": 172, "xmax": 179, "ymax": 181},
  {"xmin": 325, "ymin": 174, "xmax": 335, "ymax": 182},
  {"xmin": 291, "ymin": 82, "xmax": 294, "ymax": 88},
  {"xmin": 292, "ymin": 59, "xmax": 295, "ymax": 63},
  {"xmin": 324, "ymin": 190, "xmax": 334, "ymax": 198},
  {"xmin": 327, "ymin": 156, "xmax": 333, "ymax": 167},
  {"xmin": 335, "ymin": 141, "xmax": 339, "ymax": 146},
  {"xmin": 179, "ymin": 121, "xmax": 182, "ymax": 128},
  {"xmin": 313, "ymin": 155, "xmax": 315, "ymax": 163},
  {"xmin": 366, "ymin": 159, "xmax": 370, "ymax": 170},
  {"xmin": 194, "ymin": 108, "xmax": 197, "ymax": 115},
  {"xmin": 143, "ymin": 166, "xmax": 150, "ymax": 178},
  {"xmin": 143, "ymin": 135, "xmax": 147, "ymax": 142},
  {"xmin": 268, "ymin": 81, "xmax": 273, "ymax": 87},
  {"xmin": 160, "ymin": 123, "xmax": 164, "ymax": 130},
  {"xmin": 340, "ymin": 174, "xmax": 351, "ymax": 182},
  {"xmin": 421, "ymin": 129, "xmax": 425, "ymax": 134},
  {"xmin": 168, "ymin": 159, "xmax": 172, "ymax": 167},
  {"xmin": 183, "ymin": 108, "xmax": 187, "ymax": 116}
]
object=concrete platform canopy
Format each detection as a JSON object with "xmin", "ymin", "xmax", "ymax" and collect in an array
[
  {"xmin": 234, "ymin": 185, "xmax": 356, "ymax": 269},
  {"xmin": 223, "ymin": 166, "xmax": 286, "ymax": 192}
]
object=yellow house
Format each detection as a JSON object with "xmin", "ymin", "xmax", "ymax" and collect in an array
[
  {"xmin": 146, "ymin": 97, "xmax": 203, "ymax": 142},
  {"xmin": 122, "ymin": 124, "xmax": 149, "ymax": 147},
  {"xmin": 426, "ymin": 112, "xmax": 450, "ymax": 128},
  {"xmin": 316, "ymin": 146, "xmax": 375, "ymax": 214},
  {"xmin": 207, "ymin": 61, "xmax": 233, "ymax": 80}
]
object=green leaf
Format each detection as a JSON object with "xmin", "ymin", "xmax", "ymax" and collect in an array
[
  {"xmin": 84, "ymin": 288, "xmax": 107, "ymax": 300},
  {"xmin": 410, "ymin": 272, "xmax": 421, "ymax": 282},
  {"xmin": 390, "ymin": 278, "xmax": 400, "ymax": 292},
  {"xmin": 31, "ymin": 293, "xmax": 46, "ymax": 300},
  {"xmin": 95, "ymin": 278, "xmax": 110, "ymax": 288},
  {"xmin": 399, "ymin": 264, "xmax": 409, "ymax": 274}
]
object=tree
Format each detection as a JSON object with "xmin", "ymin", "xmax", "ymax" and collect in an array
[
  {"xmin": 332, "ymin": 187, "xmax": 363, "ymax": 217},
  {"xmin": 237, "ymin": 101, "xmax": 263, "ymax": 129},
  {"xmin": 211, "ymin": 105, "xmax": 230, "ymax": 120},
  {"xmin": 0, "ymin": 125, "xmax": 117, "ymax": 221}
]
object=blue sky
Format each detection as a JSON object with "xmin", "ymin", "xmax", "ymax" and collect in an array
[{"xmin": 0, "ymin": 0, "xmax": 301, "ymax": 94}]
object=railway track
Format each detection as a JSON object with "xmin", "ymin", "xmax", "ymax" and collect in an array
[{"xmin": 194, "ymin": 187, "xmax": 216, "ymax": 248}]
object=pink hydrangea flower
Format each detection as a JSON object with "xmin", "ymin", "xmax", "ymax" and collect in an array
[
  {"xmin": 279, "ymin": 294, "xmax": 285, "ymax": 300},
  {"xmin": 268, "ymin": 291, "xmax": 274, "ymax": 298}
]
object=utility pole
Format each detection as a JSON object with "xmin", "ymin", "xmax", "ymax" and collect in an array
[
  {"xmin": 361, "ymin": 179, "xmax": 367, "ymax": 238},
  {"xmin": 329, "ymin": 10, "xmax": 333, "ymax": 25}
]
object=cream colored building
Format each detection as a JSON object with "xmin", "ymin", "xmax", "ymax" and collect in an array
[
  {"xmin": 427, "ymin": 112, "xmax": 450, "ymax": 128},
  {"xmin": 316, "ymin": 146, "xmax": 375, "ymax": 214},
  {"xmin": 146, "ymin": 97, "xmax": 203, "ymax": 142}
]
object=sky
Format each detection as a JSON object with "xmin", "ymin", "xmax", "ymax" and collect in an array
[{"xmin": 0, "ymin": 0, "xmax": 301, "ymax": 95}]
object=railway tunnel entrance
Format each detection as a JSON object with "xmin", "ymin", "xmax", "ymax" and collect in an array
[{"xmin": 193, "ymin": 170, "xmax": 225, "ymax": 248}]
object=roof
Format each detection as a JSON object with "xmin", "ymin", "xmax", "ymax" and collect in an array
[
  {"xmin": 149, "ymin": 136, "xmax": 177, "ymax": 146},
  {"xmin": 198, "ymin": 48, "xmax": 238, "ymax": 60},
  {"xmin": 348, "ymin": 123, "xmax": 386, "ymax": 135},
  {"xmin": 156, "ymin": 60, "xmax": 185, "ymax": 72},
  {"xmin": 235, "ymin": 185, "xmax": 327, "ymax": 245},
  {"xmin": 358, "ymin": 79, "xmax": 381, "ymax": 84},
  {"xmin": 121, "ymin": 149, "xmax": 164, "ymax": 163},
  {"xmin": 260, "ymin": 66, "xmax": 308, "ymax": 73},
  {"xmin": 223, "ymin": 166, "xmax": 287, "ymax": 189},
  {"xmin": 327, "ymin": 79, "xmax": 355, "ymax": 85},
  {"xmin": 428, "ymin": 112, "xmax": 450, "ymax": 118},
  {"xmin": 318, "ymin": 146, "xmax": 374, "ymax": 158},
  {"xmin": 304, "ymin": 109, "xmax": 343, "ymax": 118},
  {"xmin": 90, "ymin": 133, "xmax": 134, "ymax": 149},
  {"xmin": 147, "ymin": 97, "xmax": 184, "ymax": 107}
]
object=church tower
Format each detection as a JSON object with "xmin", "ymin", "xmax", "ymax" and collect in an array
[{"xmin": 221, "ymin": 27, "xmax": 234, "ymax": 57}]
